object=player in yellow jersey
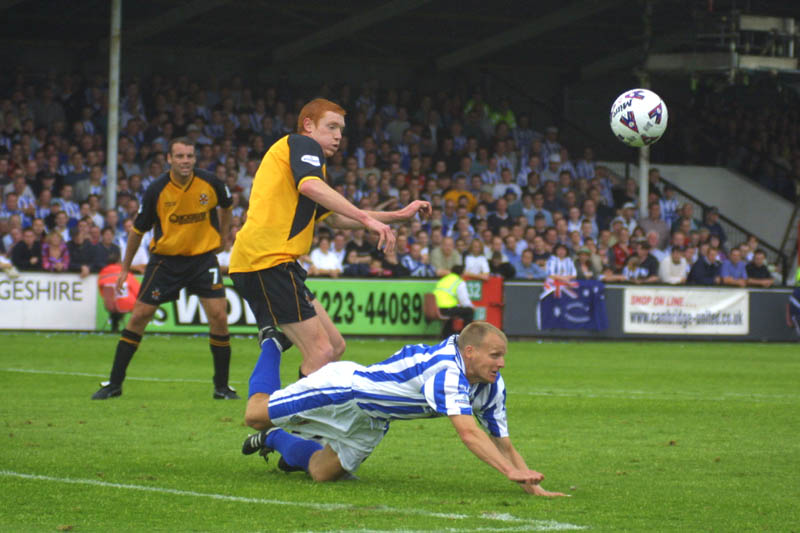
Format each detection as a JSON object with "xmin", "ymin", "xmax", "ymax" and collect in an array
[
  {"xmin": 229, "ymin": 98, "xmax": 430, "ymax": 421},
  {"xmin": 92, "ymin": 137, "xmax": 238, "ymax": 400}
]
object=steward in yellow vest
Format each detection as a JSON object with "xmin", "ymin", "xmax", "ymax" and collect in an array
[{"xmin": 432, "ymin": 265, "xmax": 474, "ymax": 338}]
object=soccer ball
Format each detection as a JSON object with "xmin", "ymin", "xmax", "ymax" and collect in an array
[{"xmin": 609, "ymin": 88, "xmax": 668, "ymax": 147}]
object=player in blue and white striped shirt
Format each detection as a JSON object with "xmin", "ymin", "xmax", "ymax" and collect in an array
[{"xmin": 241, "ymin": 322, "xmax": 566, "ymax": 497}]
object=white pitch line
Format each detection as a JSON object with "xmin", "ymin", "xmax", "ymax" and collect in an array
[
  {"xmin": 304, "ymin": 527, "xmax": 577, "ymax": 533},
  {"xmin": 0, "ymin": 471, "xmax": 586, "ymax": 531},
  {"xmin": 0, "ymin": 367, "xmax": 241, "ymax": 384}
]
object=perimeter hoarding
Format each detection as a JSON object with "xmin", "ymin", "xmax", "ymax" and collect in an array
[
  {"xmin": 0, "ymin": 272, "xmax": 98, "ymax": 330},
  {"xmin": 623, "ymin": 287, "xmax": 749, "ymax": 335},
  {"xmin": 95, "ymin": 278, "xmax": 490, "ymax": 335}
]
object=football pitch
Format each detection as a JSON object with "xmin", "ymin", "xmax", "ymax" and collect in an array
[{"xmin": 1, "ymin": 332, "xmax": 798, "ymax": 532}]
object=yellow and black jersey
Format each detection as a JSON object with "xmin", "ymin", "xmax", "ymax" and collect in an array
[
  {"xmin": 133, "ymin": 168, "xmax": 232, "ymax": 256},
  {"xmin": 229, "ymin": 134, "xmax": 331, "ymax": 273}
]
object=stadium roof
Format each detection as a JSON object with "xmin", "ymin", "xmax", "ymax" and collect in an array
[{"xmin": 5, "ymin": 0, "xmax": 800, "ymax": 78}]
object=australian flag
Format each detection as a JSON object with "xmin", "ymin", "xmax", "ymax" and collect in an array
[{"xmin": 537, "ymin": 278, "xmax": 609, "ymax": 331}]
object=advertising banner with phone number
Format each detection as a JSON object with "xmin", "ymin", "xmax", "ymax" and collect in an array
[{"xmin": 96, "ymin": 278, "xmax": 483, "ymax": 335}]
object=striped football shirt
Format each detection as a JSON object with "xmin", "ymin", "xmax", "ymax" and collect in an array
[{"xmin": 351, "ymin": 336, "xmax": 509, "ymax": 437}]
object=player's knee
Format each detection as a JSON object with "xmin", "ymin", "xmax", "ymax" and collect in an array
[
  {"xmin": 308, "ymin": 463, "xmax": 341, "ymax": 482},
  {"xmin": 244, "ymin": 396, "xmax": 269, "ymax": 429},
  {"xmin": 309, "ymin": 469, "xmax": 331, "ymax": 482},
  {"xmin": 244, "ymin": 410, "xmax": 268, "ymax": 430},
  {"xmin": 127, "ymin": 310, "xmax": 151, "ymax": 330},
  {"xmin": 207, "ymin": 310, "xmax": 229, "ymax": 331}
]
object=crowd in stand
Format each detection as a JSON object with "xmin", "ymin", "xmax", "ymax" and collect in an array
[
  {"xmin": 681, "ymin": 76, "xmax": 800, "ymax": 202},
  {"xmin": 0, "ymin": 71, "xmax": 779, "ymax": 287}
]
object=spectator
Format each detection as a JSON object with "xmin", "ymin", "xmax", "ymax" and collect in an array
[
  {"xmin": 344, "ymin": 228, "xmax": 375, "ymax": 267},
  {"xmin": 75, "ymin": 164, "xmax": 106, "ymax": 203},
  {"xmin": 659, "ymin": 185, "xmax": 680, "ymax": 226},
  {"xmin": 658, "ymin": 246, "xmax": 688, "ymax": 285},
  {"xmin": 510, "ymin": 248, "xmax": 544, "ymax": 280},
  {"xmin": 633, "ymin": 242, "xmax": 660, "ymax": 283},
  {"xmin": 64, "ymin": 152, "xmax": 89, "ymax": 187},
  {"xmin": 330, "ymin": 232, "xmax": 348, "ymax": 265},
  {"xmin": 638, "ymin": 202, "xmax": 670, "ymax": 250},
  {"xmin": 308, "ymin": 236, "xmax": 343, "ymax": 278},
  {"xmin": 672, "ymin": 203, "xmax": 700, "ymax": 233},
  {"xmin": 2, "ymin": 225, "xmax": 22, "ymax": 255},
  {"xmin": 611, "ymin": 226, "xmax": 632, "ymax": 271},
  {"xmin": 545, "ymin": 243, "xmax": 576, "ymax": 280},
  {"xmin": 378, "ymin": 248, "xmax": 409, "ymax": 278},
  {"xmin": 0, "ymin": 192, "xmax": 29, "ymax": 227},
  {"xmin": 491, "ymin": 168, "xmax": 521, "ymax": 200},
  {"xmin": 463, "ymin": 238, "xmax": 490, "ymax": 280},
  {"xmin": 56, "ymin": 184, "xmax": 81, "ymax": 223},
  {"xmin": 708, "ymin": 234, "xmax": 726, "ymax": 262},
  {"xmin": 573, "ymin": 247, "xmax": 599, "ymax": 280},
  {"xmin": 529, "ymin": 192, "xmax": 553, "ymax": 227},
  {"xmin": 540, "ymin": 153, "xmax": 561, "ymax": 183},
  {"xmin": 702, "ymin": 206, "xmax": 727, "ymax": 245},
  {"xmin": 41, "ymin": 231, "xmax": 69, "ymax": 272},
  {"xmin": 645, "ymin": 230, "xmax": 666, "ymax": 262},
  {"xmin": 442, "ymin": 175, "xmax": 477, "ymax": 213},
  {"xmin": 4, "ymin": 173, "xmax": 36, "ymax": 206},
  {"xmin": 401, "ymin": 242, "xmax": 435, "ymax": 277},
  {"xmin": 430, "ymin": 236, "xmax": 462, "ymax": 276},
  {"xmin": 621, "ymin": 255, "xmax": 648, "ymax": 283},
  {"xmin": 720, "ymin": 247, "xmax": 748, "ymax": 287},
  {"xmin": 94, "ymin": 227, "xmax": 121, "ymax": 270},
  {"xmin": 615, "ymin": 202, "xmax": 638, "ymax": 235},
  {"xmin": 528, "ymin": 235, "xmax": 550, "ymax": 267},
  {"xmin": 489, "ymin": 250, "xmax": 516, "ymax": 279},
  {"xmin": 11, "ymin": 227, "xmax": 41, "ymax": 271},
  {"xmin": 745, "ymin": 249, "xmax": 774, "ymax": 288},
  {"xmin": 67, "ymin": 224, "xmax": 96, "ymax": 277},
  {"xmin": 688, "ymin": 245, "xmax": 721, "ymax": 285},
  {"xmin": 576, "ymin": 147, "xmax": 596, "ymax": 180}
]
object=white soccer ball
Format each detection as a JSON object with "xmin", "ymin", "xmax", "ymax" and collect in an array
[{"xmin": 609, "ymin": 88, "xmax": 668, "ymax": 147}]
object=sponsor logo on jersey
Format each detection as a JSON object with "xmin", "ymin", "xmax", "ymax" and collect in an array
[
  {"xmin": 169, "ymin": 211, "xmax": 207, "ymax": 224},
  {"xmin": 301, "ymin": 154, "xmax": 321, "ymax": 167}
]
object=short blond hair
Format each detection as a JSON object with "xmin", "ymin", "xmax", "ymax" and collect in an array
[{"xmin": 456, "ymin": 321, "xmax": 507, "ymax": 351}]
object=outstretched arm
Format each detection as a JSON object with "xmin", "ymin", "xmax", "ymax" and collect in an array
[
  {"xmin": 491, "ymin": 435, "xmax": 569, "ymax": 497},
  {"xmin": 325, "ymin": 200, "xmax": 432, "ymax": 228},
  {"xmin": 299, "ymin": 178, "xmax": 395, "ymax": 252},
  {"xmin": 449, "ymin": 414, "xmax": 543, "ymax": 487}
]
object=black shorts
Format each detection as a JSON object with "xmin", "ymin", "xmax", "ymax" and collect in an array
[
  {"xmin": 138, "ymin": 252, "xmax": 225, "ymax": 305},
  {"xmin": 230, "ymin": 261, "xmax": 316, "ymax": 328}
]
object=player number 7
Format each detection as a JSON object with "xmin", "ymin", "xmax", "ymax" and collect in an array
[{"xmin": 209, "ymin": 267, "xmax": 219, "ymax": 285}]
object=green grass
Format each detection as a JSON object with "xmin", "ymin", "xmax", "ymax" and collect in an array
[{"xmin": 1, "ymin": 332, "xmax": 798, "ymax": 532}]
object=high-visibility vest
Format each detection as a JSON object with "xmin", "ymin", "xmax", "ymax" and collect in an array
[{"xmin": 434, "ymin": 273, "xmax": 462, "ymax": 309}]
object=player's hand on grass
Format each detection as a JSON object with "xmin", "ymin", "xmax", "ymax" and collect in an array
[
  {"xmin": 397, "ymin": 200, "xmax": 432, "ymax": 220},
  {"xmin": 365, "ymin": 218, "xmax": 395, "ymax": 253},
  {"xmin": 507, "ymin": 468, "xmax": 544, "ymax": 485},
  {"xmin": 522, "ymin": 482, "xmax": 570, "ymax": 498}
]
